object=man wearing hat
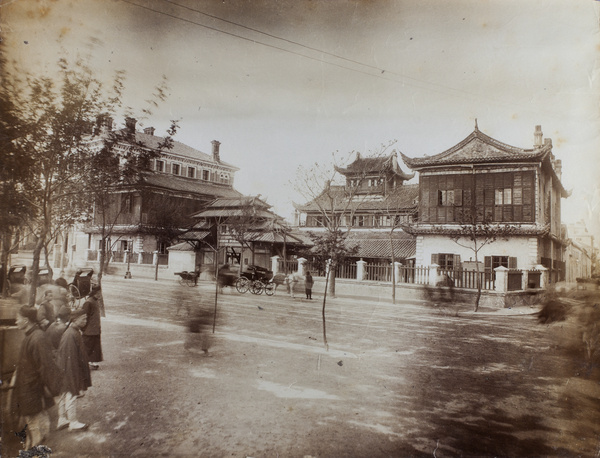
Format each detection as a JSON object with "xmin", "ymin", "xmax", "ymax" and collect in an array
[
  {"xmin": 82, "ymin": 284, "xmax": 103, "ymax": 370},
  {"xmin": 10, "ymin": 306, "xmax": 62, "ymax": 449},
  {"xmin": 56, "ymin": 308, "xmax": 92, "ymax": 431}
]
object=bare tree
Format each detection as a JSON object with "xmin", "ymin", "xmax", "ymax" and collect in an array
[
  {"xmin": 294, "ymin": 143, "xmax": 395, "ymax": 348},
  {"xmin": 447, "ymin": 209, "xmax": 519, "ymax": 311}
]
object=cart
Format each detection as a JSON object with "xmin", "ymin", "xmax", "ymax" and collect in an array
[
  {"xmin": 68, "ymin": 268, "xmax": 94, "ymax": 308},
  {"xmin": 175, "ymin": 271, "xmax": 199, "ymax": 287},
  {"xmin": 235, "ymin": 265, "xmax": 275, "ymax": 296}
]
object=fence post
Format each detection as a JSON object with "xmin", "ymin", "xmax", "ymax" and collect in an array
[
  {"xmin": 522, "ymin": 269, "xmax": 529, "ymax": 291},
  {"xmin": 535, "ymin": 265, "xmax": 549, "ymax": 289},
  {"xmin": 356, "ymin": 259, "xmax": 366, "ymax": 281},
  {"xmin": 494, "ymin": 266, "xmax": 508, "ymax": 292},
  {"xmin": 297, "ymin": 257, "xmax": 306, "ymax": 276},
  {"xmin": 153, "ymin": 250, "xmax": 159, "ymax": 266},
  {"xmin": 428, "ymin": 264, "xmax": 440, "ymax": 286},
  {"xmin": 137, "ymin": 252, "xmax": 143, "ymax": 264},
  {"xmin": 393, "ymin": 262, "xmax": 401, "ymax": 284},
  {"xmin": 271, "ymin": 255, "xmax": 279, "ymax": 275}
]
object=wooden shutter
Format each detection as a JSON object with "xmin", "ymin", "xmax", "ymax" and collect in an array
[
  {"xmin": 484, "ymin": 256, "xmax": 492, "ymax": 271},
  {"xmin": 453, "ymin": 255, "xmax": 461, "ymax": 270},
  {"xmin": 431, "ymin": 253, "xmax": 439, "ymax": 265},
  {"xmin": 508, "ymin": 257, "xmax": 517, "ymax": 269},
  {"xmin": 454, "ymin": 189, "xmax": 463, "ymax": 206}
]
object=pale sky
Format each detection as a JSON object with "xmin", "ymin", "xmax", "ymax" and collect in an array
[{"xmin": 3, "ymin": 0, "xmax": 600, "ymax": 236}]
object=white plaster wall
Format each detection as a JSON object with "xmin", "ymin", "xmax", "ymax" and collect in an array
[
  {"xmin": 418, "ymin": 235, "xmax": 536, "ymax": 269},
  {"xmin": 167, "ymin": 250, "xmax": 197, "ymax": 276}
]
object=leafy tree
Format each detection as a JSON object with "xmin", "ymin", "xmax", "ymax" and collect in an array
[
  {"xmin": 4, "ymin": 54, "xmax": 174, "ymax": 305},
  {"xmin": 85, "ymin": 116, "xmax": 178, "ymax": 286},
  {"xmin": 0, "ymin": 57, "xmax": 35, "ymax": 297}
]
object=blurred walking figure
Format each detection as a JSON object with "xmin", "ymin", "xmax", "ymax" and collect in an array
[
  {"xmin": 82, "ymin": 285, "xmax": 103, "ymax": 370},
  {"xmin": 36, "ymin": 290, "xmax": 55, "ymax": 331},
  {"xmin": 56, "ymin": 308, "xmax": 92, "ymax": 431},
  {"xmin": 46, "ymin": 306, "xmax": 72, "ymax": 353},
  {"xmin": 184, "ymin": 307, "xmax": 213, "ymax": 356},
  {"xmin": 10, "ymin": 306, "xmax": 62, "ymax": 449},
  {"xmin": 305, "ymin": 271, "xmax": 313, "ymax": 300}
]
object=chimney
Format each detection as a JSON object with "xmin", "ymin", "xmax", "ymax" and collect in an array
[
  {"xmin": 125, "ymin": 117, "xmax": 137, "ymax": 132},
  {"xmin": 96, "ymin": 115, "xmax": 113, "ymax": 134},
  {"xmin": 143, "ymin": 127, "xmax": 155, "ymax": 136},
  {"xmin": 534, "ymin": 125, "xmax": 543, "ymax": 147},
  {"xmin": 211, "ymin": 140, "xmax": 221, "ymax": 162},
  {"xmin": 544, "ymin": 138, "xmax": 552, "ymax": 148}
]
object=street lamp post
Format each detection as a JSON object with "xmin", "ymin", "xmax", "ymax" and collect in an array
[{"xmin": 124, "ymin": 249, "xmax": 132, "ymax": 279}]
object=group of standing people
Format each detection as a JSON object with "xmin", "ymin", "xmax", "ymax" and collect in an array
[
  {"xmin": 8, "ymin": 280, "xmax": 103, "ymax": 451},
  {"xmin": 285, "ymin": 271, "xmax": 314, "ymax": 300}
]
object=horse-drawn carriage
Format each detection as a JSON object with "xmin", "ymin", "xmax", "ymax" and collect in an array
[
  {"xmin": 234, "ymin": 265, "xmax": 276, "ymax": 295},
  {"xmin": 175, "ymin": 270, "xmax": 199, "ymax": 287}
]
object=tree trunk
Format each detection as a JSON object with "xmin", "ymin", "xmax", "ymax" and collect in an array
[
  {"xmin": 1, "ymin": 232, "xmax": 11, "ymax": 298},
  {"xmin": 328, "ymin": 261, "xmax": 336, "ymax": 298},
  {"xmin": 321, "ymin": 266, "xmax": 330, "ymax": 351},
  {"xmin": 28, "ymin": 235, "xmax": 45, "ymax": 307}
]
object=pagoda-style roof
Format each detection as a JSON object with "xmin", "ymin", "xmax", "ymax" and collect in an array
[
  {"xmin": 295, "ymin": 183, "xmax": 419, "ymax": 213},
  {"xmin": 401, "ymin": 127, "xmax": 550, "ymax": 169},
  {"xmin": 334, "ymin": 152, "xmax": 415, "ymax": 181}
]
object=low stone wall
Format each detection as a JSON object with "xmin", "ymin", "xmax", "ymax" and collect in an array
[{"xmin": 310, "ymin": 277, "xmax": 545, "ymax": 309}]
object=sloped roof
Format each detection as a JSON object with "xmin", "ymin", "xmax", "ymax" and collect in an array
[
  {"xmin": 401, "ymin": 127, "xmax": 549, "ymax": 169},
  {"xmin": 295, "ymin": 183, "xmax": 419, "ymax": 213},
  {"xmin": 139, "ymin": 172, "xmax": 242, "ymax": 198},
  {"xmin": 334, "ymin": 152, "xmax": 414, "ymax": 181},
  {"xmin": 117, "ymin": 129, "xmax": 239, "ymax": 170},
  {"xmin": 345, "ymin": 230, "xmax": 416, "ymax": 259}
]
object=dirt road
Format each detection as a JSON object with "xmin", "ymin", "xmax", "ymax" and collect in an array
[{"xmin": 11, "ymin": 276, "xmax": 600, "ymax": 457}]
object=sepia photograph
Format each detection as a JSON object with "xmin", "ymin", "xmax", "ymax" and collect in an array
[{"xmin": 1, "ymin": 0, "xmax": 599, "ymax": 456}]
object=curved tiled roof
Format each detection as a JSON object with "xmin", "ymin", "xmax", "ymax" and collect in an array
[
  {"xmin": 401, "ymin": 128, "xmax": 549, "ymax": 169},
  {"xmin": 295, "ymin": 183, "xmax": 419, "ymax": 213},
  {"xmin": 334, "ymin": 152, "xmax": 415, "ymax": 181}
]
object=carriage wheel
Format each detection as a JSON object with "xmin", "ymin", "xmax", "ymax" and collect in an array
[
  {"xmin": 250, "ymin": 280, "xmax": 264, "ymax": 295},
  {"xmin": 265, "ymin": 282, "xmax": 275, "ymax": 296},
  {"xmin": 235, "ymin": 277, "xmax": 250, "ymax": 293},
  {"xmin": 185, "ymin": 276, "xmax": 197, "ymax": 287},
  {"xmin": 68, "ymin": 284, "xmax": 80, "ymax": 308}
]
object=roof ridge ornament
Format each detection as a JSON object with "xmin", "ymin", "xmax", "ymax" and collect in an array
[{"xmin": 474, "ymin": 118, "xmax": 479, "ymax": 131}]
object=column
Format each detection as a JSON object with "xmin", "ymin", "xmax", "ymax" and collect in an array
[
  {"xmin": 535, "ymin": 265, "xmax": 549, "ymax": 289},
  {"xmin": 394, "ymin": 262, "xmax": 401, "ymax": 284},
  {"xmin": 153, "ymin": 250, "xmax": 159, "ymax": 266},
  {"xmin": 271, "ymin": 255, "xmax": 280, "ymax": 275},
  {"xmin": 428, "ymin": 263, "xmax": 440, "ymax": 286},
  {"xmin": 494, "ymin": 266, "xmax": 509, "ymax": 292},
  {"xmin": 356, "ymin": 259, "xmax": 366, "ymax": 281}
]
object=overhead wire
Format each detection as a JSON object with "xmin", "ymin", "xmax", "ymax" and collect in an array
[{"xmin": 120, "ymin": 0, "xmax": 560, "ymax": 117}]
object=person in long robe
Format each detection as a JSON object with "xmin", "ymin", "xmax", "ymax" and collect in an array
[
  {"xmin": 82, "ymin": 285, "xmax": 103, "ymax": 370},
  {"xmin": 56, "ymin": 308, "xmax": 92, "ymax": 431},
  {"xmin": 10, "ymin": 306, "xmax": 62, "ymax": 450}
]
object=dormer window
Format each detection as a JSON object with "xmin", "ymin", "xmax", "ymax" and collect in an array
[
  {"xmin": 172, "ymin": 163, "xmax": 181, "ymax": 175},
  {"xmin": 202, "ymin": 170, "xmax": 210, "ymax": 181},
  {"xmin": 187, "ymin": 166, "xmax": 196, "ymax": 178},
  {"xmin": 155, "ymin": 160, "xmax": 165, "ymax": 172}
]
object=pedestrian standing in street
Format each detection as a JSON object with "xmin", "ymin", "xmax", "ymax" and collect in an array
[
  {"xmin": 36, "ymin": 290, "xmax": 55, "ymax": 331},
  {"xmin": 56, "ymin": 308, "xmax": 92, "ymax": 431},
  {"xmin": 10, "ymin": 306, "xmax": 62, "ymax": 450},
  {"xmin": 46, "ymin": 306, "xmax": 71, "ymax": 352},
  {"xmin": 82, "ymin": 285, "xmax": 103, "ymax": 370},
  {"xmin": 287, "ymin": 273, "xmax": 299, "ymax": 298},
  {"xmin": 305, "ymin": 271, "xmax": 314, "ymax": 300}
]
